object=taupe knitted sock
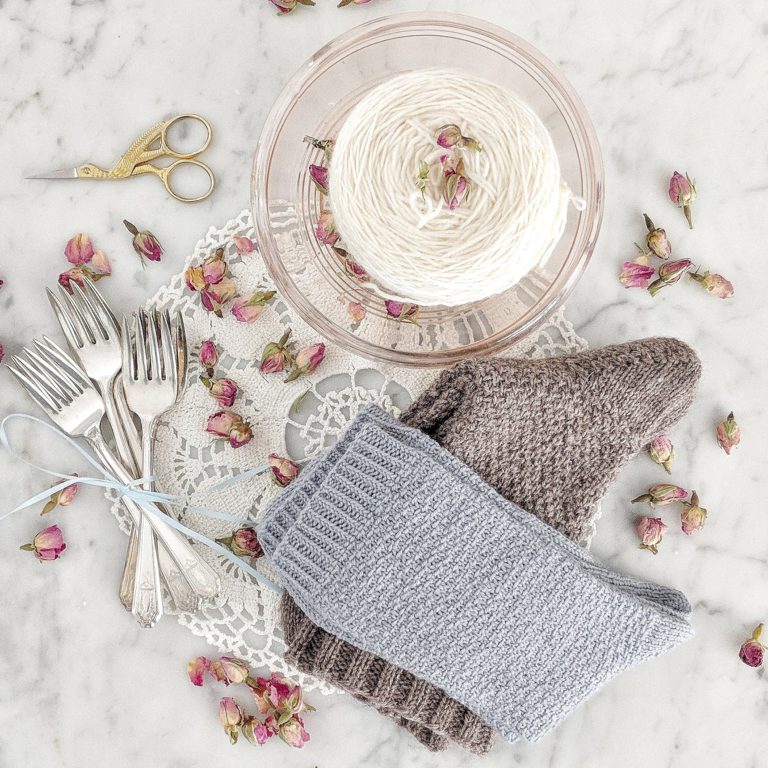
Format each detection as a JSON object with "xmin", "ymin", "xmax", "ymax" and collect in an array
[{"xmin": 280, "ymin": 337, "xmax": 701, "ymax": 752}]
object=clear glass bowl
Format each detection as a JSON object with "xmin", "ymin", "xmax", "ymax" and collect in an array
[{"xmin": 252, "ymin": 12, "xmax": 603, "ymax": 367}]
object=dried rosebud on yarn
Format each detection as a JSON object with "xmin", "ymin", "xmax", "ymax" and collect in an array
[
  {"xmin": 635, "ymin": 516, "xmax": 667, "ymax": 555},
  {"xmin": 64, "ymin": 233, "xmax": 95, "ymax": 265},
  {"xmin": 689, "ymin": 271, "xmax": 734, "ymax": 299},
  {"xmin": 269, "ymin": 0, "xmax": 315, "ymax": 14},
  {"xmin": 284, "ymin": 343, "xmax": 325, "ymax": 382},
  {"xmin": 42, "ymin": 474, "xmax": 79, "ymax": 514},
  {"xmin": 206, "ymin": 410, "xmax": 253, "ymax": 449},
  {"xmin": 668, "ymin": 171, "xmax": 697, "ymax": 229},
  {"xmin": 632, "ymin": 484, "xmax": 688, "ymax": 506},
  {"xmin": 20, "ymin": 524, "xmax": 66, "ymax": 561},
  {"xmin": 260, "ymin": 329, "xmax": 294, "ymax": 374},
  {"xmin": 648, "ymin": 259, "xmax": 692, "ymax": 297},
  {"xmin": 199, "ymin": 340, "xmax": 219, "ymax": 373},
  {"xmin": 309, "ymin": 164, "xmax": 329, "ymax": 195},
  {"xmin": 233, "ymin": 235, "xmax": 255, "ymax": 255},
  {"xmin": 681, "ymin": 491, "xmax": 708, "ymax": 535},
  {"xmin": 445, "ymin": 172, "xmax": 470, "ymax": 211},
  {"xmin": 647, "ymin": 435, "xmax": 675, "ymax": 474},
  {"xmin": 231, "ymin": 290, "xmax": 276, "ymax": 323},
  {"xmin": 643, "ymin": 214, "xmax": 672, "ymax": 260},
  {"xmin": 187, "ymin": 656, "xmax": 208, "ymax": 686},
  {"xmin": 201, "ymin": 377, "xmax": 239, "ymax": 408},
  {"xmin": 268, "ymin": 453, "xmax": 300, "ymax": 487},
  {"xmin": 124, "ymin": 220, "xmax": 163, "ymax": 264},
  {"xmin": 315, "ymin": 211, "xmax": 339, "ymax": 245},
  {"xmin": 620, "ymin": 255, "xmax": 655, "ymax": 289},
  {"xmin": 216, "ymin": 526, "xmax": 264, "ymax": 559},
  {"xmin": 739, "ymin": 624, "xmax": 765, "ymax": 668},
  {"xmin": 716, "ymin": 411, "xmax": 740, "ymax": 455},
  {"xmin": 219, "ymin": 697, "xmax": 243, "ymax": 743},
  {"xmin": 436, "ymin": 124, "xmax": 462, "ymax": 149},
  {"xmin": 385, "ymin": 300, "xmax": 420, "ymax": 325}
]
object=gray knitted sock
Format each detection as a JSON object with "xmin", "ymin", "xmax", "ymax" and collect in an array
[{"xmin": 262, "ymin": 407, "xmax": 693, "ymax": 743}]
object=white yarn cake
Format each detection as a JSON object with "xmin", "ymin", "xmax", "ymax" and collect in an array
[{"xmin": 328, "ymin": 68, "xmax": 573, "ymax": 307}]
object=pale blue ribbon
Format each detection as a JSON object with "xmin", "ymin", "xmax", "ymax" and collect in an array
[{"xmin": 0, "ymin": 412, "xmax": 283, "ymax": 594}]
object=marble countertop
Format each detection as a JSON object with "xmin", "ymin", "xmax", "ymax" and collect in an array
[{"xmin": 1, "ymin": 1, "xmax": 767, "ymax": 766}]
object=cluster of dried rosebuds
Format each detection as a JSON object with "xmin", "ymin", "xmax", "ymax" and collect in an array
[
  {"xmin": 188, "ymin": 656, "xmax": 313, "ymax": 748},
  {"xmin": 19, "ymin": 476, "xmax": 80, "ymax": 561},
  {"xmin": 619, "ymin": 173, "xmax": 734, "ymax": 299},
  {"xmin": 268, "ymin": 0, "xmax": 371, "ymax": 14},
  {"xmin": 259, "ymin": 327, "xmax": 326, "ymax": 383},
  {"xmin": 58, "ymin": 233, "xmax": 112, "ymax": 292},
  {"xmin": 185, "ymin": 242, "xmax": 275, "ymax": 321},
  {"xmin": 416, "ymin": 124, "xmax": 482, "ymax": 211}
]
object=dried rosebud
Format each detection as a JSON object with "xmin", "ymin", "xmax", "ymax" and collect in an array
[
  {"xmin": 268, "ymin": 453, "xmax": 300, "ymax": 487},
  {"xmin": 187, "ymin": 656, "xmax": 208, "ymax": 686},
  {"xmin": 201, "ymin": 377, "xmax": 239, "ymax": 408},
  {"xmin": 446, "ymin": 173, "xmax": 470, "ymax": 211},
  {"xmin": 206, "ymin": 410, "xmax": 253, "ymax": 449},
  {"xmin": 185, "ymin": 265, "xmax": 206, "ymax": 293},
  {"xmin": 58, "ymin": 267, "xmax": 88, "ymax": 293},
  {"xmin": 216, "ymin": 526, "xmax": 264, "ymax": 559},
  {"xmin": 260, "ymin": 329, "xmax": 294, "ymax": 374},
  {"xmin": 344, "ymin": 256, "xmax": 369, "ymax": 281},
  {"xmin": 648, "ymin": 258, "xmax": 692, "ymax": 297},
  {"xmin": 436, "ymin": 124, "xmax": 462, "ymax": 149},
  {"xmin": 219, "ymin": 697, "xmax": 243, "ymax": 743},
  {"xmin": 647, "ymin": 435, "xmax": 675, "ymax": 474},
  {"xmin": 233, "ymin": 235, "xmax": 255, "ymax": 255},
  {"xmin": 632, "ymin": 484, "xmax": 688, "ymax": 506},
  {"xmin": 42, "ymin": 475, "xmax": 79, "ymax": 515},
  {"xmin": 668, "ymin": 171, "xmax": 697, "ymax": 229},
  {"xmin": 202, "ymin": 249, "xmax": 228, "ymax": 284},
  {"xmin": 124, "ymin": 220, "xmax": 163, "ymax": 264},
  {"xmin": 269, "ymin": 0, "xmax": 315, "ymax": 14},
  {"xmin": 716, "ymin": 411, "xmax": 740, "ymax": 455},
  {"xmin": 202, "ymin": 278, "xmax": 238, "ymax": 317},
  {"xmin": 231, "ymin": 290, "xmax": 276, "ymax": 323},
  {"xmin": 279, "ymin": 713, "xmax": 310, "ymax": 748},
  {"xmin": 90, "ymin": 250, "xmax": 111, "ymax": 276},
  {"xmin": 739, "ymin": 624, "xmax": 765, "ymax": 668},
  {"xmin": 385, "ymin": 300, "xmax": 420, "ymax": 325},
  {"xmin": 347, "ymin": 301, "xmax": 366, "ymax": 323},
  {"xmin": 242, "ymin": 715, "xmax": 273, "ymax": 746},
  {"xmin": 309, "ymin": 164, "xmax": 329, "ymax": 195},
  {"xmin": 284, "ymin": 343, "xmax": 325, "ymax": 382},
  {"xmin": 338, "ymin": 0, "xmax": 372, "ymax": 5},
  {"xmin": 199, "ymin": 340, "xmax": 219, "ymax": 373},
  {"xmin": 209, "ymin": 657, "xmax": 251, "ymax": 686},
  {"xmin": 688, "ymin": 270, "xmax": 734, "ymax": 299},
  {"xmin": 315, "ymin": 211, "xmax": 339, "ymax": 245},
  {"xmin": 20, "ymin": 524, "xmax": 66, "ymax": 561},
  {"xmin": 635, "ymin": 516, "xmax": 667, "ymax": 554},
  {"xmin": 619, "ymin": 255, "xmax": 655, "ymax": 289},
  {"xmin": 65, "ymin": 233, "xmax": 94, "ymax": 265},
  {"xmin": 643, "ymin": 214, "xmax": 672, "ymax": 259},
  {"xmin": 681, "ymin": 491, "xmax": 707, "ymax": 535}
]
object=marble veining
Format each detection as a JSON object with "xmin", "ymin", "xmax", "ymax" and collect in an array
[{"xmin": 1, "ymin": 1, "xmax": 767, "ymax": 766}]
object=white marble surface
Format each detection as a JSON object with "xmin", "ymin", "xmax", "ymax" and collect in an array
[{"xmin": 1, "ymin": 1, "xmax": 767, "ymax": 766}]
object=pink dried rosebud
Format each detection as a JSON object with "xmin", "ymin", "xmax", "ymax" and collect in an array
[
  {"xmin": 64, "ymin": 233, "xmax": 94, "ymax": 265},
  {"xmin": 231, "ymin": 290, "xmax": 276, "ymax": 324},
  {"xmin": 689, "ymin": 270, "xmax": 734, "ymax": 299},
  {"xmin": 42, "ymin": 475, "xmax": 79, "ymax": 514},
  {"xmin": 216, "ymin": 526, "xmax": 264, "ymax": 559},
  {"xmin": 268, "ymin": 453, "xmax": 300, "ymax": 487},
  {"xmin": 206, "ymin": 411, "xmax": 253, "ymax": 449},
  {"xmin": 229, "ymin": 419, "xmax": 254, "ymax": 449},
  {"xmin": 385, "ymin": 300, "xmax": 420, "ymax": 325},
  {"xmin": 58, "ymin": 267, "xmax": 88, "ymax": 293},
  {"xmin": 284, "ymin": 342, "xmax": 325, "ymax": 382},
  {"xmin": 20, "ymin": 524, "xmax": 66, "ymax": 561},
  {"xmin": 681, "ymin": 491, "xmax": 707, "ymax": 535},
  {"xmin": 648, "ymin": 258, "xmax": 692, "ymax": 297},
  {"xmin": 242, "ymin": 716, "xmax": 273, "ymax": 746},
  {"xmin": 348, "ymin": 301, "xmax": 366, "ymax": 323},
  {"xmin": 716, "ymin": 411, "xmax": 740, "ymax": 455},
  {"xmin": 233, "ymin": 235, "xmax": 255, "ymax": 255},
  {"xmin": 209, "ymin": 657, "xmax": 251, "ymax": 686},
  {"xmin": 201, "ymin": 277, "xmax": 238, "ymax": 317},
  {"xmin": 635, "ymin": 516, "xmax": 667, "ymax": 555},
  {"xmin": 668, "ymin": 171, "xmax": 697, "ymax": 229},
  {"xmin": 344, "ymin": 257, "xmax": 369, "ymax": 281},
  {"xmin": 124, "ymin": 220, "xmax": 163, "ymax": 264},
  {"xmin": 315, "ymin": 210, "xmax": 339, "ymax": 245},
  {"xmin": 201, "ymin": 377, "xmax": 239, "ymax": 408},
  {"xmin": 219, "ymin": 697, "xmax": 243, "ymax": 744},
  {"xmin": 446, "ymin": 173, "xmax": 470, "ymax": 211},
  {"xmin": 309, "ymin": 164, "xmax": 329, "ymax": 195},
  {"xmin": 202, "ymin": 249, "xmax": 228, "ymax": 284},
  {"xmin": 739, "ymin": 624, "xmax": 765, "ymax": 668},
  {"xmin": 643, "ymin": 214, "xmax": 671, "ymax": 259},
  {"xmin": 260, "ymin": 329, "xmax": 294, "ymax": 374},
  {"xmin": 185, "ymin": 265, "xmax": 206, "ymax": 293},
  {"xmin": 632, "ymin": 484, "xmax": 688, "ymax": 506},
  {"xmin": 199, "ymin": 340, "xmax": 219, "ymax": 373},
  {"xmin": 279, "ymin": 713, "xmax": 310, "ymax": 748},
  {"xmin": 436, "ymin": 124, "xmax": 462, "ymax": 149},
  {"xmin": 619, "ymin": 255, "xmax": 655, "ymax": 289},
  {"xmin": 187, "ymin": 656, "xmax": 208, "ymax": 686},
  {"xmin": 89, "ymin": 250, "xmax": 111, "ymax": 276},
  {"xmin": 647, "ymin": 435, "xmax": 674, "ymax": 474}
]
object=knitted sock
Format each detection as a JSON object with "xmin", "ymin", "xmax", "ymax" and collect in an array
[
  {"xmin": 262, "ymin": 407, "xmax": 694, "ymax": 743},
  {"xmin": 278, "ymin": 337, "xmax": 701, "ymax": 750}
]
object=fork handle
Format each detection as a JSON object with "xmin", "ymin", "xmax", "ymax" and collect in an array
[{"xmin": 111, "ymin": 378, "xmax": 143, "ymax": 474}]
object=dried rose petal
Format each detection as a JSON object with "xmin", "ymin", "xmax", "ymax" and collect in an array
[
  {"xmin": 619, "ymin": 255, "xmax": 655, "ymax": 289},
  {"xmin": 668, "ymin": 171, "xmax": 696, "ymax": 229},
  {"xmin": 689, "ymin": 271, "xmax": 734, "ymax": 299},
  {"xmin": 65, "ymin": 233, "xmax": 95, "ymax": 265},
  {"xmin": 187, "ymin": 656, "xmax": 208, "ymax": 686},
  {"xmin": 647, "ymin": 435, "xmax": 674, "ymax": 474},
  {"xmin": 681, "ymin": 491, "xmax": 707, "ymax": 535},
  {"xmin": 739, "ymin": 624, "xmax": 765, "ymax": 668},
  {"xmin": 643, "ymin": 214, "xmax": 671, "ymax": 260},
  {"xmin": 635, "ymin": 516, "xmax": 667, "ymax": 554},
  {"xmin": 716, "ymin": 411, "xmax": 740, "ymax": 455},
  {"xmin": 632, "ymin": 484, "xmax": 688, "ymax": 506},
  {"xmin": 233, "ymin": 235, "xmax": 255, "ymax": 255}
]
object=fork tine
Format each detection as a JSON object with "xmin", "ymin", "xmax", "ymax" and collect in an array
[
  {"xmin": 35, "ymin": 337, "xmax": 94, "ymax": 390},
  {"xmin": 21, "ymin": 348, "xmax": 79, "ymax": 402},
  {"xmin": 135, "ymin": 312, "xmax": 149, "ymax": 382},
  {"xmin": 47, "ymin": 287, "xmax": 83, "ymax": 349},
  {"xmin": 6, "ymin": 364, "xmax": 60, "ymax": 414},
  {"xmin": 121, "ymin": 315, "xmax": 136, "ymax": 381},
  {"xmin": 159, "ymin": 311, "xmax": 176, "ymax": 389},
  {"xmin": 71, "ymin": 281, "xmax": 109, "ymax": 341},
  {"xmin": 170, "ymin": 311, "xmax": 187, "ymax": 394},
  {"xmin": 148, "ymin": 310, "xmax": 162, "ymax": 381},
  {"xmin": 82, "ymin": 277, "xmax": 121, "ymax": 338},
  {"xmin": 57, "ymin": 285, "xmax": 96, "ymax": 345}
]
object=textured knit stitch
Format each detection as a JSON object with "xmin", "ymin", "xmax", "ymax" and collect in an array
[
  {"xmin": 261, "ymin": 406, "xmax": 694, "ymax": 743},
  {"xmin": 279, "ymin": 337, "xmax": 701, "ymax": 751}
]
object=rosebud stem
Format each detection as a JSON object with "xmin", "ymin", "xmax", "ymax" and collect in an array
[{"xmin": 683, "ymin": 204, "xmax": 693, "ymax": 229}]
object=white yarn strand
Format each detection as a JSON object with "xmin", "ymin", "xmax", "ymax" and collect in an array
[{"xmin": 328, "ymin": 69, "xmax": 573, "ymax": 307}]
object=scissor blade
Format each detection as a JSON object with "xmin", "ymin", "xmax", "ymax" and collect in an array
[{"xmin": 26, "ymin": 167, "xmax": 80, "ymax": 180}]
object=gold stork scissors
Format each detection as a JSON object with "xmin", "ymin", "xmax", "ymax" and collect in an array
[{"xmin": 27, "ymin": 114, "xmax": 215, "ymax": 203}]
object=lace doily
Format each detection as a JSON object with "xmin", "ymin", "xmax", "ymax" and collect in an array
[{"xmin": 107, "ymin": 208, "xmax": 588, "ymax": 693}]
